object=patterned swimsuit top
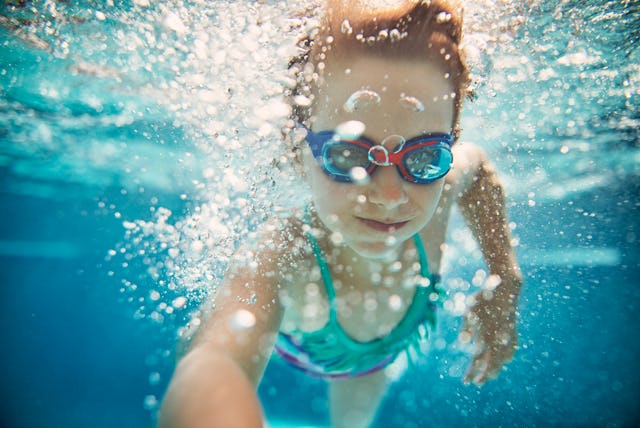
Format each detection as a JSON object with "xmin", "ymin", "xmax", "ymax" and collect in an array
[{"xmin": 274, "ymin": 224, "xmax": 441, "ymax": 379}]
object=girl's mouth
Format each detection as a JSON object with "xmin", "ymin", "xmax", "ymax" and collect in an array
[{"xmin": 357, "ymin": 217, "xmax": 410, "ymax": 232}]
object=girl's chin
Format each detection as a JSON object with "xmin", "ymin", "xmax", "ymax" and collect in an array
[{"xmin": 346, "ymin": 238, "xmax": 407, "ymax": 261}]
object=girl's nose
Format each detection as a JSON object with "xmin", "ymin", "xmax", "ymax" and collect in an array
[{"xmin": 366, "ymin": 166, "xmax": 408, "ymax": 209}]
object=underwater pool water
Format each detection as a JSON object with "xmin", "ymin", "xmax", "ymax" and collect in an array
[{"xmin": 1, "ymin": 0, "xmax": 639, "ymax": 427}]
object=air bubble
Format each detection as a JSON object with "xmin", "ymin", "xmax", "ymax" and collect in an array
[
  {"xmin": 371, "ymin": 272, "xmax": 382, "ymax": 284},
  {"xmin": 229, "ymin": 309, "xmax": 256, "ymax": 331},
  {"xmin": 191, "ymin": 240, "xmax": 204, "ymax": 253},
  {"xmin": 293, "ymin": 95, "xmax": 312, "ymax": 107},
  {"xmin": 344, "ymin": 90, "xmax": 381, "ymax": 112},
  {"xmin": 436, "ymin": 12, "xmax": 452, "ymax": 23},
  {"xmin": 341, "ymin": 19, "xmax": 353, "ymax": 35},
  {"xmin": 458, "ymin": 330, "xmax": 472, "ymax": 344},
  {"xmin": 305, "ymin": 283, "xmax": 320, "ymax": 296},
  {"xmin": 349, "ymin": 167, "xmax": 370, "ymax": 184},
  {"xmin": 149, "ymin": 372, "xmax": 161, "ymax": 386},
  {"xmin": 248, "ymin": 292, "xmax": 257, "ymax": 304},
  {"xmin": 162, "ymin": 11, "xmax": 186, "ymax": 34},
  {"xmin": 399, "ymin": 95, "xmax": 425, "ymax": 112},
  {"xmin": 172, "ymin": 296, "xmax": 187, "ymax": 309},
  {"xmin": 418, "ymin": 277, "xmax": 432, "ymax": 287},
  {"xmin": 143, "ymin": 395, "xmax": 158, "ymax": 411},
  {"xmin": 303, "ymin": 303, "xmax": 320, "ymax": 318},
  {"xmin": 330, "ymin": 232, "xmax": 344, "ymax": 245},
  {"xmin": 335, "ymin": 120, "xmax": 366, "ymax": 139},
  {"xmin": 389, "ymin": 28, "xmax": 401, "ymax": 42},
  {"xmin": 254, "ymin": 100, "xmax": 292, "ymax": 120},
  {"xmin": 388, "ymin": 294, "xmax": 402, "ymax": 311},
  {"xmin": 485, "ymin": 275, "xmax": 502, "ymax": 290}
]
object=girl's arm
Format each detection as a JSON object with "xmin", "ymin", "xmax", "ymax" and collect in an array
[
  {"xmin": 454, "ymin": 143, "xmax": 523, "ymax": 386},
  {"xmin": 157, "ymin": 342, "xmax": 264, "ymax": 428},
  {"xmin": 158, "ymin": 223, "xmax": 289, "ymax": 427}
]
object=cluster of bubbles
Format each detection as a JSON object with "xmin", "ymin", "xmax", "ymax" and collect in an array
[
  {"xmin": 462, "ymin": 0, "xmax": 639, "ymax": 201},
  {"xmin": 90, "ymin": 0, "xmax": 322, "ymax": 335}
]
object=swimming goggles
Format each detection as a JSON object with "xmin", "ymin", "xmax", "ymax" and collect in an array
[{"xmin": 302, "ymin": 125, "xmax": 454, "ymax": 184}]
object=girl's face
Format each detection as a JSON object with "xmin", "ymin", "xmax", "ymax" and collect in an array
[{"xmin": 303, "ymin": 56, "xmax": 455, "ymax": 260}]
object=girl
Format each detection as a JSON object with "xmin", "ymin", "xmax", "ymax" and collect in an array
[{"xmin": 159, "ymin": 0, "xmax": 522, "ymax": 426}]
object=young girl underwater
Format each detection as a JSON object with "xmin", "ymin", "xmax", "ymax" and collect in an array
[{"xmin": 159, "ymin": 0, "xmax": 522, "ymax": 426}]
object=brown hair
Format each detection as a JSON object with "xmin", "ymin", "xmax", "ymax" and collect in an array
[{"xmin": 285, "ymin": 0, "xmax": 471, "ymax": 149}]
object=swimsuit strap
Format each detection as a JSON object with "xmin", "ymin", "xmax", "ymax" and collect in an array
[
  {"xmin": 413, "ymin": 233, "xmax": 441, "ymax": 296},
  {"xmin": 304, "ymin": 206, "xmax": 339, "ymax": 321},
  {"xmin": 412, "ymin": 233, "xmax": 430, "ymax": 278}
]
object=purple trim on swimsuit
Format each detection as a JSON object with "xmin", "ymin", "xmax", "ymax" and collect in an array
[{"xmin": 275, "ymin": 333, "xmax": 396, "ymax": 379}]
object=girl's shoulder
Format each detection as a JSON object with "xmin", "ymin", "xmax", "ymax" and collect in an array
[
  {"xmin": 247, "ymin": 210, "xmax": 315, "ymax": 280},
  {"xmin": 446, "ymin": 141, "xmax": 493, "ymax": 193}
]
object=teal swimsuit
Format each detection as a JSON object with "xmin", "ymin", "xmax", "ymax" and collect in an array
[{"xmin": 274, "ymin": 229, "xmax": 441, "ymax": 379}]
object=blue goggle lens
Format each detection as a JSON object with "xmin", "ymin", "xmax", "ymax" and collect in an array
[
  {"xmin": 323, "ymin": 142, "xmax": 371, "ymax": 175},
  {"xmin": 402, "ymin": 145, "xmax": 453, "ymax": 183},
  {"xmin": 308, "ymin": 133, "xmax": 453, "ymax": 183}
]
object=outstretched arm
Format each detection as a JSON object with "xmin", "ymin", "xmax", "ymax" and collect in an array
[
  {"xmin": 455, "ymin": 144, "xmax": 522, "ymax": 386},
  {"xmin": 158, "ymin": 222, "xmax": 288, "ymax": 427},
  {"xmin": 158, "ymin": 342, "xmax": 264, "ymax": 428}
]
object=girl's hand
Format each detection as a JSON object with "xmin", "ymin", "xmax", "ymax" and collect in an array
[
  {"xmin": 460, "ymin": 286, "xmax": 518, "ymax": 387},
  {"xmin": 449, "ymin": 143, "xmax": 522, "ymax": 387}
]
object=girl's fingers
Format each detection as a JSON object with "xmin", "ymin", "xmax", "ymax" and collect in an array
[
  {"xmin": 460, "ymin": 306, "xmax": 518, "ymax": 386},
  {"xmin": 463, "ymin": 351, "xmax": 489, "ymax": 385},
  {"xmin": 463, "ymin": 345, "xmax": 512, "ymax": 386}
]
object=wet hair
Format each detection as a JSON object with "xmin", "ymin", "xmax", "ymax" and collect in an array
[{"xmin": 284, "ymin": 0, "xmax": 471, "ymax": 163}]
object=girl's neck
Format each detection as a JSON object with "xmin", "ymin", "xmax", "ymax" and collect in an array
[{"xmin": 305, "ymin": 204, "xmax": 420, "ymax": 278}]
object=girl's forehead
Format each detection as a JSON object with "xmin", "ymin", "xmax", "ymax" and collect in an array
[
  {"xmin": 319, "ymin": 56, "xmax": 452, "ymax": 100},
  {"xmin": 313, "ymin": 56, "xmax": 454, "ymax": 135}
]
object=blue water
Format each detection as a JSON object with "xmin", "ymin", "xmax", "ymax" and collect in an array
[{"xmin": 1, "ymin": 1, "xmax": 639, "ymax": 427}]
